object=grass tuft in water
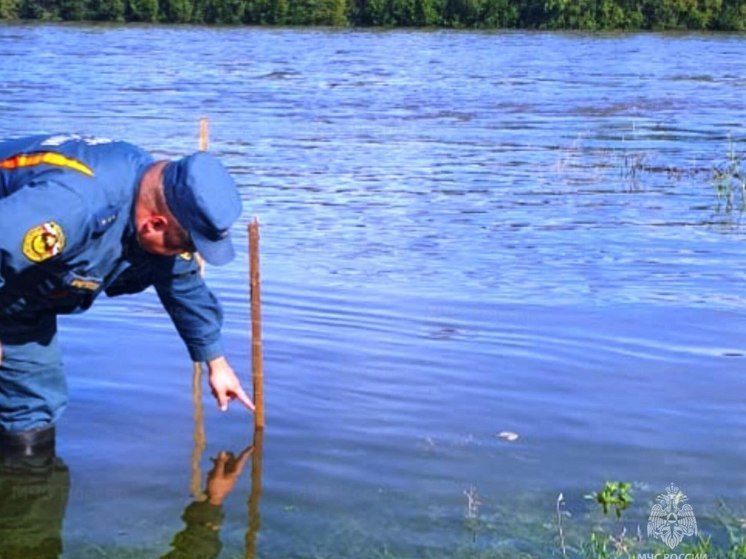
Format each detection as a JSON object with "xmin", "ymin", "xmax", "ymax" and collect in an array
[
  {"xmin": 712, "ymin": 137, "xmax": 746, "ymax": 212},
  {"xmin": 585, "ymin": 481, "xmax": 633, "ymax": 519},
  {"xmin": 620, "ymin": 151, "xmax": 648, "ymax": 191}
]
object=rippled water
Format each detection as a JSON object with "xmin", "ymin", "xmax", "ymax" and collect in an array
[{"xmin": 2, "ymin": 24, "xmax": 746, "ymax": 557}]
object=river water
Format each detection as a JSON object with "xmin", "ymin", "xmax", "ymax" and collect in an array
[{"xmin": 1, "ymin": 24, "xmax": 745, "ymax": 558}]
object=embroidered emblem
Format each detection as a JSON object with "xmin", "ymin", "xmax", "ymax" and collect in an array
[{"xmin": 22, "ymin": 221, "xmax": 66, "ymax": 263}]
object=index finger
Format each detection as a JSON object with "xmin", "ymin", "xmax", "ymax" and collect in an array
[
  {"xmin": 235, "ymin": 445, "xmax": 254, "ymax": 472},
  {"xmin": 213, "ymin": 452, "xmax": 229, "ymax": 476},
  {"xmin": 233, "ymin": 386, "xmax": 256, "ymax": 412}
]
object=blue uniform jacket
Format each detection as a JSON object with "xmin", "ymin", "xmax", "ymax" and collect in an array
[{"xmin": 0, "ymin": 134, "xmax": 224, "ymax": 362}]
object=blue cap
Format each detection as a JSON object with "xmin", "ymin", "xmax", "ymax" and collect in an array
[{"xmin": 162, "ymin": 152, "xmax": 242, "ymax": 266}]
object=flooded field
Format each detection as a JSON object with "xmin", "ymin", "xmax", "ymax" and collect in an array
[{"xmin": 1, "ymin": 24, "xmax": 745, "ymax": 558}]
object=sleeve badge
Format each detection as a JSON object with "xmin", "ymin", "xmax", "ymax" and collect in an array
[{"xmin": 22, "ymin": 221, "xmax": 66, "ymax": 263}]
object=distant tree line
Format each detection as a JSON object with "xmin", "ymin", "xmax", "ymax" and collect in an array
[{"xmin": 2, "ymin": 0, "xmax": 746, "ymax": 29}]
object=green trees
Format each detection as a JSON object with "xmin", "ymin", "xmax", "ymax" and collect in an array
[
  {"xmin": 18, "ymin": 0, "xmax": 59, "ymax": 19},
  {"xmin": 202, "ymin": 0, "xmax": 243, "ymax": 23},
  {"xmin": 442, "ymin": 0, "xmax": 482, "ymax": 27},
  {"xmin": 125, "ymin": 0, "xmax": 158, "ymax": 21},
  {"xmin": 717, "ymin": 0, "xmax": 746, "ymax": 29},
  {"xmin": 2, "ymin": 0, "xmax": 746, "ymax": 28},
  {"xmin": 60, "ymin": 0, "xmax": 87, "ymax": 19},
  {"xmin": 88, "ymin": 0, "xmax": 125, "ymax": 20},
  {"xmin": 243, "ymin": 0, "xmax": 288, "ymax": 24},
  {"xmin": 480, "ymin": 0, "xmax": 517, "ymax": 27},
  {"xmin": 543, "ymin": 0, "xmax": 598, "ymax": 29},
  {"xmin": 0, "ymin": 0, "xmax": 18, "ymax": 18},
  {"xmin": 240, "ymin": 0, "xmax": 345, "ymax": 24},
  {"xmin": 641, "ymin": 0, "xmax": 718, "ymax": 29},
  {"xmin": 348, "ymin": 0, "xmax": 516, "ymax": 26},
  {"xmin": 159, "ymin": 0, "xmax": 190, "ymax": 20},
  {"xmin": 288, "ymin": 0, "xmax": 347, "ymax": 25},
  {"xmin": 595, "ymin": 0, "xmax": 643, "ymax": 29}
]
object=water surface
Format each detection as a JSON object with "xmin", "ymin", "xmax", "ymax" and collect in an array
[{"xmin": 1, "ymin": 24, "xmax": 745, "ymax": 557}]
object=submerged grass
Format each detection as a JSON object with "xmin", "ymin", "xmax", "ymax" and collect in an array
[
  {"xmin": 712, "ymin": 137, "xmax": 746, "ymax": 213},
  {"xmin": 59, "ymin": 485, "xmax": 746, "ymax": 559},
  {"xmin": 548, "ymin": 136, "xmax": 709, "ymax": 195},
  {"xmin": 549, "ymin": 132, "xmax": 746, "ymax": 219},
  {"xmin": 565, "ymin": 483, "xmax": 746, "ymax": 559}
]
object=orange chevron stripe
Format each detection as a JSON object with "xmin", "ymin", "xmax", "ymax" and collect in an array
[{"xmin": 0, "ymin": 152, "xmax": 94, "ymax": 177}]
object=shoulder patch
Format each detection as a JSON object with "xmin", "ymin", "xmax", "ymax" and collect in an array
[{"xmin": 22, "ymin": 221, "xmax": 66, "ymax": 263}]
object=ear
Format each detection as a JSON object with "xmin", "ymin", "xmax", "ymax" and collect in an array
[{"xmin": 145, "ymin": 214, "xmax": 169, "ymax": 233}]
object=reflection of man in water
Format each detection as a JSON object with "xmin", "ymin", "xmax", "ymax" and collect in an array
[
  {"xmin": 0, "ymin": 447, "xmax": 251, "ymax": 559},
  {"xmin": 0, "ymin": 447, "xmax": 69, "ymax": 559},
  {"xmin": 163, "ymin": 447, "xmax": 253, "ymax": 559}
]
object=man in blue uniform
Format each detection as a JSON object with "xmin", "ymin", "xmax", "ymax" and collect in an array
[{"xmin": 0, "ymin": 134, "xmax": 254, "ymax": 456}]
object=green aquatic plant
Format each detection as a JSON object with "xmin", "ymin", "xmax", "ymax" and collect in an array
[
  {"xmin": 655, "ymin": 534, "xmax": 713, "ymax": 557},
  {"xmin": 580, "ymin": 531, "xmax": 611, "ymax": 559},
  {"xmin": 717, "ymin": 500, "xmax": 746, "ymax": 559},
  {"xmin": 726, "ymin": 539, "xmax": 746, "ymax": 559},
  {"xmin": 713, "ymin": 138, "xmax": 746, "ymax": 212},
  {"xmin": 585, "ymin": 481, "xmax": 633, "ymax": 519},
  {"xmin": 557, "ymin": 493, "xmax": 568, "ymax": 558},
  {"xmin": 56, "ymin": 483, "xmax": 746, "ymax": 559},
  {"xmin": 620, "ymin": 151, "xmax": 648, "ymax": 191},
  {"xmin": 463, "ymin": 485, "xmax": 482, "ymax": 542},
  {"xmin": 578, "ymin": 524, "xmax": 638, "ymax": 559}
]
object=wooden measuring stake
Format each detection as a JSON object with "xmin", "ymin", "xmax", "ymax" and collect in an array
[
  {"xmin": 195, "ymin": 117, "xmax": 208, "ymax": 275},
  {"xmin": 199, "ymin": 117, "xmax": 209, "ymax": 151},
  {"xmin": 249, "ymin": 218, "xmax": 265, "ymax": 429},
  {"xmin": 190, "ymin": 117, "xmax": 209, "ymax": 500}
]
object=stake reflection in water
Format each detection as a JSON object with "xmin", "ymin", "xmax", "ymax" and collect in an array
[
  {"xmin": 191, "ymin": 361, "xmax": 207, "ymax": 501},
  {"xmin": 245, "ymin": 427, "xmax": 264, "ymax": 559},
  {"xmin": 190, "ymin": 363, "xmax": 265, "ymax": 558}
]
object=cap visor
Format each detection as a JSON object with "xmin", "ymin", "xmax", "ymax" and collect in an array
[{"xmin": 193, "ymin": 232, "xmax": 236, "ymax": 266}]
